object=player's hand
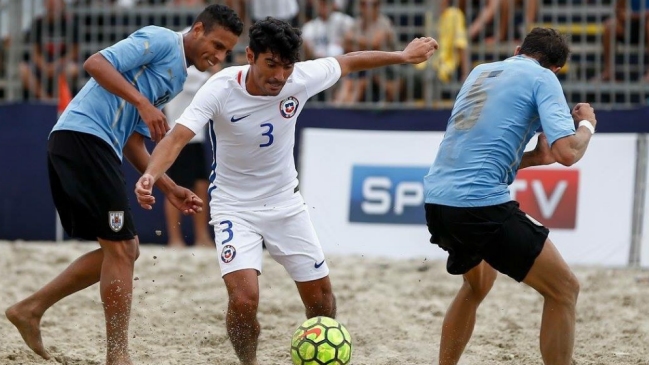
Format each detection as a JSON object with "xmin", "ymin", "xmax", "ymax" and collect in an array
[
  {"xmin": 166, "ymin": 185, "xmax": 204, "ymax": 215},
  {"xmin": 137, "ymin": 102, "xmax": 169, "ymax": 143},
  {"xmin": 401, "ymin": 37, "xmax": 439, "ymax": 64},
  {"xmin": 572, "ymin": 103, "xmax": 597, "ymax": 129},
  {"xmin": 533, "ymin": 133, "xmax": 556, "ymax": 166},
  {"xmin": 135, "ymin": 173, "xmax": 156, "ymax": 210}
]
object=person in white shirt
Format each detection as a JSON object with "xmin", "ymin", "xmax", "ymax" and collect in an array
[
  {"xmin": 163, "ymin": 64, "xmax": 214, "ymax": 248},
  {"xmin": 302, "ymin": 0, "xmax": 354, "ymax": 59},
  {"xmin": 135, "ymin": 17, "xmax": 437, "ymax": 365},
  {"xmin": 250, "ymin": 0, "xmax": 299, "ymax": 25}
]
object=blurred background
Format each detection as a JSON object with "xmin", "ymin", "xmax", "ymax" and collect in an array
[
  {"xmin": 1, "ymin": 0, "xmax": 648, "ymax": 108},
  {"xmin": 0, "ymin": 0, "xmax": 648, "ymax": 268}
]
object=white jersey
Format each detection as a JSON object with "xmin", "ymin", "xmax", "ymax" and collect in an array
[{"xmin": 176, "ymin": 57, "xmax": 342, "ymax": 211}]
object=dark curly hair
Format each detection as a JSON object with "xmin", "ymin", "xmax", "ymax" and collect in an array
[
  {"xmin": 519, "ymin": 27, "xmax": 570, "ymax": 69},
  {"xmin": 249, "ymin": 17, "xmax": 302, "ymax": 64},
  {"xmin": 193, "ymin": 4, "xmax": 244, "ymax": 36}
]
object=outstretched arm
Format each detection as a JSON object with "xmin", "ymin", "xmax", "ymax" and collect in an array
[
  {"xmin": 335, "ymin": 37, "xmax": 438, "ymax": 77},
  {"xmin": 134, "ymin": 124, "xmax": 197, "ymax": 210},
  {"xmin": 123, "ymin": 132, "xmax": 177, "ymax": 194},
  {"xmin": 125, "ymin": 131, "xmax": 202, "ymax": 214}
]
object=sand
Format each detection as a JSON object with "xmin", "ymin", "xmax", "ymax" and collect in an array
[{"xmin": 1, "ymin": 241, "xmax": 648, "ymax": 365}]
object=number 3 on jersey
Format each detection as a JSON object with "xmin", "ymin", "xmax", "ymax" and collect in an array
[
  {"xmin": 260, "ymin": 123, "xmax": 274, "ymax": 147},
  {"xmin": 219, "ymin": 220, "xmax": 233, "ymax": 244}
]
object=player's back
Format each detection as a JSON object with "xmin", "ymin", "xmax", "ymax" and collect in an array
[
  {"xmin": 424, "ymin": 56, "xmax": 567, "ymax": 207},
  {"xmin": 53, "ymin": 26, "xmax": 187, "ymax": 160}
]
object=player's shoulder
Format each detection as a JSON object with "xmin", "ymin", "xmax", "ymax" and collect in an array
[
  {"xmin": 293, "ymin": 57, "xmax": 338, "ymax": 74},
  {"xmin": 201, "ymin": 65, "xmax": 249, "ymax": 94},
  {"xmin": 132, "ymin": 25, "xmax": 177, "ymax": 41}
]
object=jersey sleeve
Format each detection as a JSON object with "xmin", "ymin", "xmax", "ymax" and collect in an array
[
  {"xmin": 99, "ymin": 26, "xmax": 176, "ymax": 73},
  {"xmin": 175, "ymin": 77, "xmax": 222, "ymax": 135},
  {"xmin": 534, "ymin": 71, "xmax": 576, "ymax": 147},
  {"xmin": 134, "ymin": 119, "xmax": 151, "ymax": 139},
  {"xmin": 297, "ymin": 57, "xmax": 342, "ymax": 98}
]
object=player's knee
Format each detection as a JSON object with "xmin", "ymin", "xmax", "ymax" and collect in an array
[
  {"xmin": 133, "ymin": 237, "xmax": 141, "ymax": 261},
  {"xmin": 546, "ymin": 272, "xmax": 580, "ymax": 307},
  {"xmin": 463, "ymin": 278, "xmax": 491, "ymax": 302},
  {"xmin": 228, "ymin": 290, "xmax": 259, "ymax": 314}
]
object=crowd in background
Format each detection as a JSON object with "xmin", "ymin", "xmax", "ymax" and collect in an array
[{"xmin": 0, "ymin": 0, "xmax": 648, "ymax": 108}]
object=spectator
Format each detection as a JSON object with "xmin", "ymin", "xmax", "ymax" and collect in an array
[
  {"xmin": 249, "ymin": 0, "xmax": 300, "ymax": 26},
  {"xmin": 20, "ymin": 0, "xmax": 79, "ymax": 100},
  {"xmin": 594, "ymin": 0, "xmax": 649, "ymax": 82},
  {"xmin": 163, "ymin": 65, "xmax": 214, "ymax": 248},
  {"xmin": 337, "ymin": 0, "xmax": 401, "ymax": 103},
  {"xmin": 162, "ymin": 23, "xmax": 215, "ymax": 248},
  {"xmin": 445, "ymin": 0, "xmax": 538, "ymax": 43},
  {"xmin": 302, "ymin": 0, "xmax": 354, "ymax": 59},
  {"xmin": 428, "ymin": 0, "xmax": 469, "ymax": 82}
]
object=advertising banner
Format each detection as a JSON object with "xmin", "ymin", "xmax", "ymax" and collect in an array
[{"xmin": 300, "ymin": 128, "xmax": 637, "ymax": 266}]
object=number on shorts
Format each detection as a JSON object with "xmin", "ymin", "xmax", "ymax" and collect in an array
[
  {"xmin": 260, "ymin": 123, "xmax": 274, "ymax": 147},
  {"xmin": 219, "ymin": 220, "xmax": 233, "ymax": 244},
  {"xmin": 453, "ymin": 70, "xmax": 502, "ymax": 130}
]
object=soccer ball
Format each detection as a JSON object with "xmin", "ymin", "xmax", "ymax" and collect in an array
[{"xmin": 290, "ymin": 316, "xmax": 352, "ymax": 365}]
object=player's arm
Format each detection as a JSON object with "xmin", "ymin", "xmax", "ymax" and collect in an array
[
  {"xmin": 85, "ymin": 28, "xmax": 174, "ymax": 142},
  {"xmin": 135, "ymin": 76, "xmax": 220, "ymax": 210},
  {"xmin": 123, "ymin": 132, "xmax": 179, "ymax": 195},
  {"xmin": 334, "ymin": 36, "xmax": 438, "ymax": 77},
  {"xmin": 144, "ymin": 125, "xmax": 196, "ymax": 184},
  {"xmin": 132, "ymin": 125, "xmax": 203, "ymax": 214},
  {"xmin": 550, "ymin": 103, "xmax": 596, "ymax": 166},
  {"xmin": 535, "ymin": 72, "xmax": 597, "ymax": 167}
]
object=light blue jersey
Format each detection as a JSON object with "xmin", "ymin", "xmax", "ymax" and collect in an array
[
  {"xmin": 52, "ymin": 25, "xmax": 188, "ymax": 160},
  {"xmin": 424, "ymin": 56, "xmax": 575, "ymax": 207}
]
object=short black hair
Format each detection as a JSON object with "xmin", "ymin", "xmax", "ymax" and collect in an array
[
  {"xmin": 249, "ymin": 17, "xmax": 302, "ymax": 64},
  {"xmin": 519, "ymin": 27, "xmax": 570, "ymax": 69},
  {"xmin": 193, "ymin": 4, "xmax": 243, "ymax": 36}
]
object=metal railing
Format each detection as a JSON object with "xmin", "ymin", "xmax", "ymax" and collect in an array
[{"xmin": 0, "ymin": 0, "xmax": 647, "ymax": 109}]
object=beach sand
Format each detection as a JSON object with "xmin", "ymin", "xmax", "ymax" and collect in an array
[{"xmin": 1, "ymin": 241, "xmax": 648, "ymax": 365}]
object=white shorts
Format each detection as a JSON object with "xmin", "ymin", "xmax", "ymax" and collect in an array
[{"xmin": 211, "ymin": 200, "xmax": 329, "ymax": 282}]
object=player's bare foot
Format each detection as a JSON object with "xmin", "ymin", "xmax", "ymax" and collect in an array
[
  {"xmin": 167, "ymin": 241, "xmax": 186, "ymax": 248},
  {"xmin": 5, "ymin": 303, "xmax": 51, "ymax": 360}
]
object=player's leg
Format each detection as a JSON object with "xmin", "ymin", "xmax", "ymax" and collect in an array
[
  {"xmin": 5, "ymin": 248, "xmax": 103, "ymax": 360},
  {"xmin": 223, "ymin": 269, "xmax": 261, "ymax": 365},
  {"xmin": 6, "ymin": 142, "xmax": 104, "ymax": 360},
  {"xmin": 190, "ymin": 143, "xmax": 212, "ymax": 247},
  {"xmin": 191, "ymin": 178, "xmax": 213, "ymax": 247},
  {"xmin": 424, "ymin": 203, "xmax": 500, "ymax": 365},
  {"xmin": 164, "ymin": 145, "xmax": 194, "ymax": 247},
  {"xmin": 164, "ymin": 197, "xmax": 186, "ymax": 247},
  {"xmin": 261, "ymin": 201, "xmax": 336, "ymax": 319},
  {"xmin": 439, "ymin": 261, "xmax": 497, "ymax": 365},
  {"xmin": 480, "ymin": 204, "xmax": 578, "ymax": 365},
  {"xmin": 214, "ymin": 212, "xmax": 265, "ymax": 365},
  {"xmin": 98, "ymin": 236, "xmax": 139, "ymax": 365},
  {"xmin": 295, "ymin": 276, "xmax": 336, "ymax": 319},
  {"xmin": 521, "ymin": 239, "xmax": 579, "ymax": 365}
]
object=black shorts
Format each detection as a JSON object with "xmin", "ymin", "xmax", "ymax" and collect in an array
[
  {"xmin": 425, "ymin": 201, "xmax": 549, "ymax": 282},
  {"xmin": 165, "ymin": 142, "xmax": 209, "ymax": 189},
  {"xmin": 48, "ymin": 131, "xmax": 136, "ymax": 241}
]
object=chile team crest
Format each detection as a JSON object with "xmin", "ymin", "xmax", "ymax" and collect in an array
[
  {"xmin": 221, "ymin": 245, "xmax": 236, "ymax": 263},
  {"xmin": 109, "ymin": 211, "xmax": 124, "ymax": 232},
  {"xmin": 279, "ymin": 96, "xmax": 299, "ymax": 118}
]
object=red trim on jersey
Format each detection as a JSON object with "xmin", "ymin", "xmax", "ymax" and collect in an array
[{"xmin": 237, "ymin": 70, "xmax": 242, "ymax": 86}]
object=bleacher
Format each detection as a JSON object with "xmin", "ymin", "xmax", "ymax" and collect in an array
[{"xmin": 0, "ymin": 0, "xmax": 647, "ymax": 109}]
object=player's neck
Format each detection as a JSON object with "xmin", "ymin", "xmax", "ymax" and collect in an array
[
  {"xmin": 244, "ymin": 68, "xmax": 263, "ymax": 96},
  {"xmin": 182, "ymin": 33, "xmax": 193, "ymax": 68}
]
